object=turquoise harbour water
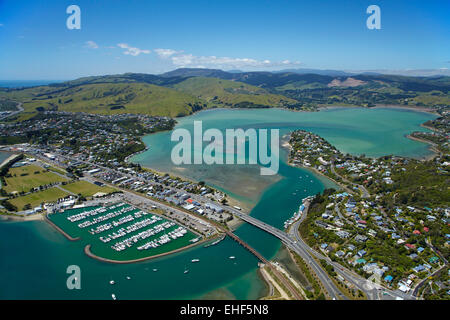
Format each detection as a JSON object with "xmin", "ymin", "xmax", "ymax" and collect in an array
[{"xmin": 0, "ymin": 107, "xmax": 436, "ymax": 299}]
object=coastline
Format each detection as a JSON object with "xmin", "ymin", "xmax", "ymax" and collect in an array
[
  {"xmin": 0, "ymin": 213, "xmax": 44, "ymax": 222},
  {"xmin": 405, "ymin": 134, "xmax": 440, "ymax": 161},
  {"xmin": 281, "ymin": 136, "xmax": 348, "ymax": 193},
  {"xmin": 371, "ymin": 104, "xmax": 439, "ymax": 116}
]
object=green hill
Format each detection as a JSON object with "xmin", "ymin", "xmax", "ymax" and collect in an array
[
  {"xmin": 172, "ymin": 77, "xmax": 297, "ymax": 108},
  {"xmin": 4, "ymin": 83, "xmax": 204, "ymax": 117}
]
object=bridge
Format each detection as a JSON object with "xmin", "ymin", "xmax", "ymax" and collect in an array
[{"xmin": 225, "ymin": 230, "xmax": 304, "ymax": 300}]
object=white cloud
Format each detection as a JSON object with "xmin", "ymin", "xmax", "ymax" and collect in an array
[
  {"xmin": 157, "ymin": 50, "xmax": 301, "ymax": 70},
  {"xmin": 154, "ymin": 48, "xmax": 183, "ymax": 58},
  {"xmin": 85, "ymin": 41, "xmax": 99, "ymax": 49},
  {"xmin": 117, "ymin": 43, "xmax": 151, "ymax": 56}
]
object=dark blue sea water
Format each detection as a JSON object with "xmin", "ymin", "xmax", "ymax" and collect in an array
[{"xmin": 0, "ymin": 80, "xmax": 65, "ymax": 88}]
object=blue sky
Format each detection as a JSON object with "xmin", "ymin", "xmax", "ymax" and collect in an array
[{"xmin": 0, "ymin": 0, "xmax": 448, "ymax": 79}]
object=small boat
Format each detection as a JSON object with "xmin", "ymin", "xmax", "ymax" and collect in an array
[
  {"xmin": 184, "ymin": 270, "xmax": 189, "ymax": 274},
  {"xmin": 126, "ymin": 276, "xmax": 131, "ymax": 280},
  {"xmin": 153, "ymin": 268, "xmax": 158, "ymax": 272},
  {"xmin": 229, "ymin": 256, "xmax": 236, "ymax": 259},
  {"xmin": 191, "ymin": 259, "xmax": 200, "ymax": 263},
  {"xmin": 112, "ymin": 294, "xmax": 117, "ymax": 300},
  {"xmin": 109, "ymin": 280, "xmax": 115, "ymax": 285}
]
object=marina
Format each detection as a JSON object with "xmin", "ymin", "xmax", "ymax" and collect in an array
[
  {"xmin": 283, "ymin": 196, "xmax": 312, "ymax": 229},
  {"xmin": 48, "ymin": 202, "xmax": 199, "ymax": 262}
]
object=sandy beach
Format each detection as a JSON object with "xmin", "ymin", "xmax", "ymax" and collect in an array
[{"xmin": 0, "ymin": 213, "xmax": 44, "ymax": 222}]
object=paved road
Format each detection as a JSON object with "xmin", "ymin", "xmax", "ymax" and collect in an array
[
  {"xmin": 330, "ymin": 164, "xmax": 370, "ymax": 198},
  {"xmin": 0, "ymin": 102, "xmax": 23, "ymax": 121}
]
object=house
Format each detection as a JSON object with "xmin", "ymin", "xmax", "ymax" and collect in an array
[
  {"xmin": 368, "ymin": 229, "xmax": 377, "ymax": 237},
  {"xmin": 417, "ymin": 247, "xmax": 425, "ymax": 253},
  {"xmin": 335, "ymin": 250, "xmax": 345, "ymax": 258},
  {"xmin": 357, "ymin": 249, "xmax": 367, "ymax": 257},
  {"xmin": 423, "ymin": 263, "xmax": 432, "ymax": 270},
  {"xmin": 336, "ymin": 230, "xmax": 350, "ymax": 238},
  {"xmin": 413, "ymin": 265, "xmax": 425, "ymax": 273},
  {"xmin": 408, "ymin": 253, "xmax": 418, "ymax": 260},
  {"xmin": 355, "ymin": 234, "xmax": 368, "ymax": 243},
  {"xmin": 384, "ymin": 275, "xmax": 393, "ymax": 282},
  {"xmin": 413, "ymin": 230, "xmax": 421, "ymax": 235},
  {"xmin": 320, "ymin": 243, "xmax": 328, "ymax": 250}
]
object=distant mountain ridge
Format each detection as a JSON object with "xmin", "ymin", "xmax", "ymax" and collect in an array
[{"xmin": 1, "ymin": 68, "xmax": 448, "ymax": 118}]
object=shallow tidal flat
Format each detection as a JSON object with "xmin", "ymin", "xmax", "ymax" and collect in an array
[{"xmin": 132, "ymin": 107, "xmax": 437, "ymax": 206}]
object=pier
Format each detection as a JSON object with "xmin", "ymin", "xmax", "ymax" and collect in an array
[{"xmin": 225, "ymin": 230, "xmax": 303, "ymax": 300}]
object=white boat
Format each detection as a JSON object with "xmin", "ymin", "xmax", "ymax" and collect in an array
[
  {"xmin": 109, "ymin": 280, "xmax": 115, "ymax": 285},
  {"xmin": 184, "ymin": 269, "xmax": 189, "ymax": 274},
  {"xmin": 126, "ymin": 276, "xmax": 131, "ymax": 280},
  {"xmin": 153, "ymin": 268, "xmax": 158, "ymax": 272},
  {"xmin": 112, "ymin": 294, "xmax": 117, "ymax": 300},
  {"xmin": 229, "ymin": 256, "xmax": 236, "ymax": 259},
  {"xmin": 191, "ymin": 259, "xmax": 200, "ymax": 263}
]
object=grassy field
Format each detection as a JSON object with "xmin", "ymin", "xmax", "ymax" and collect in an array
[
  {"xmin": 4, "ymin": 164, "xmax": 68, "ymax": 193},
  {"xmin": 8, "ymin": 187, "xmax": 69, "ymax": 210},
  {"xmin": 62, "ymin": 180, "xmax": 117, "ymax": 197}
]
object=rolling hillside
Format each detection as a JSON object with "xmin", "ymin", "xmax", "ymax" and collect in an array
[
  {"xmin": 172, "ymin": 77, "xmax": 297, "ymax": 108},
  {"xmin": 2, "ymin": 83, "xmax": 204, "ymax": 117},
  {"xmin": 1, "ymin": 69, "xmax": 449, "ymax": 120}
]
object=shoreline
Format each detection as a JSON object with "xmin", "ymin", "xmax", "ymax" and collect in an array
[
  {"xmin": 281, "ymin": 137, "xmax": 349, "ymax": 193},
  {"xmin": 371, "ymin": 104, "xmax": 439, "ymax": 116},
  {"xmin": 0, "ymin": 212, "xmax": 45, "ymax": 222},
  {"xmin": 405, "ymin": 134, "xmax": 440, "ymax": 161}
]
